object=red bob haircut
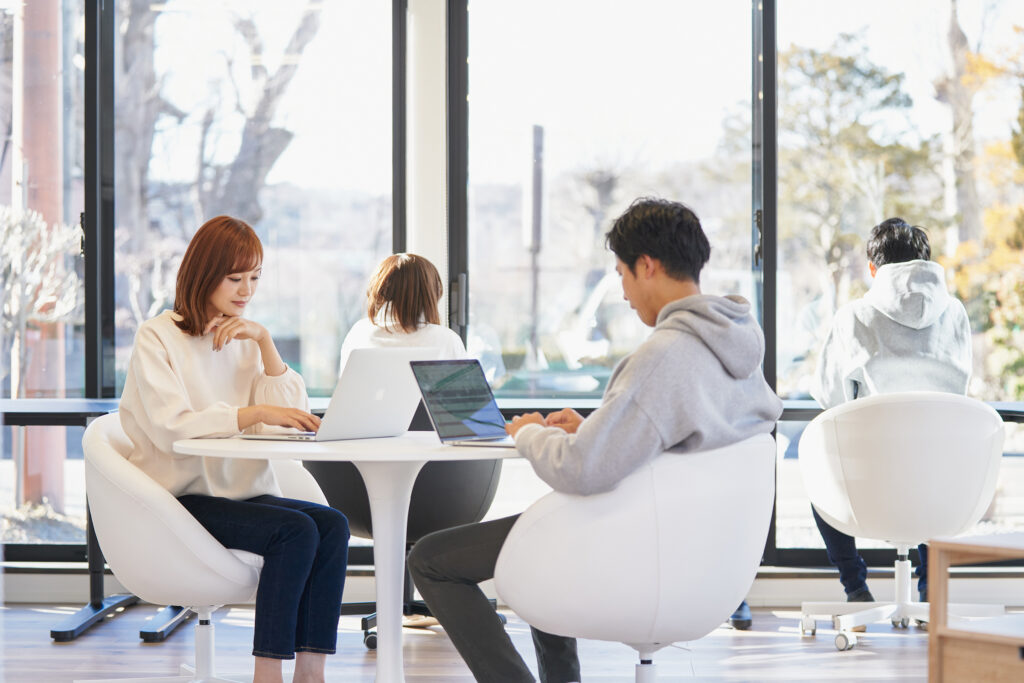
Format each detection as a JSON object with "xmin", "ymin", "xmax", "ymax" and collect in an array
[{"xmin": 173, "ymin": 215, "xmax": 262, "ymax": 336}]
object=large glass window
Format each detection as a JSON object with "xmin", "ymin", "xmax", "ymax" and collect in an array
[
  {"xmin": 112, "ymin": 0, "xmax": 393, "ymax": 397},
  {"xmin": 467, "ymin": 1, "xmax": 754, "ymax": 400},
  {"xmin": 467, "ymin": 1, "xmax": 754, "ymax": 521},
  {"xmin": 1, "ymin": 0, "xmax": 87, "ymax": 542},
  {"xmin": 775, "ymin": 0, "xmax": 1024, "ymax": 549}
]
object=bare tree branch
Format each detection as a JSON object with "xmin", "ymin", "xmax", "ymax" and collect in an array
[
  {"xmin": 933, "ymin": 0, "xmax": 984, "ymax": 242},
  {"xmin": 207, "ymin": 1, "xmax": 324, "ymax": 222},
  {"xmin": 0, "ymin": 207, "xmax": 83, "ymax": 396}
]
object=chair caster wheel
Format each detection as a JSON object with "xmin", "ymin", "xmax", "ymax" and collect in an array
[
  {"xmin": 835, "ymin": 631, "xmax": 856, "ymax": 651},
  {"xmin": 800, "ymin": 616, "xmax": 816, "ymax": 636},
  {"xmin": 892, "ymin": 616, "xmax": 910, "ymax": 629},
  {"xmin": 363, "ymin": 631, "xmax": 378, "ymax": 650}
]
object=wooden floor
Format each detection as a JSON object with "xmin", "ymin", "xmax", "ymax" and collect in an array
[{"xmin": 1, "ymin": 604, "xmax": 929, "ymax": 682}]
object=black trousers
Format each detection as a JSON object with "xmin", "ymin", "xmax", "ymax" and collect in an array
[{"xmin": 407, "ymin": 515, "xmax": 581, "ymax": 683}]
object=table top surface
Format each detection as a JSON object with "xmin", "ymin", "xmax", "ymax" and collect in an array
[
  {"xmin": 930, "ymin": 531, "xmax": 1024, "ymax": 553},
  {"xmin": 940, "ymin": 611, "xmax": 1024, "ymax": 639},
  {"xmin": 174, "ymin": 430, "xmax": 522, "ymax": 462}
]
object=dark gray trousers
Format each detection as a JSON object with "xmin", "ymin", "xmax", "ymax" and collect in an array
[{"xmin": 407, "ymin": 515, "xmax": 581, "ymax": 683}]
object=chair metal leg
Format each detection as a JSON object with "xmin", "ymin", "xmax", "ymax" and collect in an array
[
  {"xmin": 194, "ymin": 613, "xmax": 214, "ymax": 679},
  {"xmin": 635, "ymin": 649, "xmax": 657, "ymax": 683}
]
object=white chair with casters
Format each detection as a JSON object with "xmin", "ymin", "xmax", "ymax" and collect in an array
[
  {"xmin": 494, "ymin": 434, "xmax": 776, "ymax": 683},
  {"xmin": 798, "ymin": 391, "xmax": 1005, "ymax": 651},
  {"xmin": 78, "ymin": 413, "xmax": 329, "ymax": 683}
]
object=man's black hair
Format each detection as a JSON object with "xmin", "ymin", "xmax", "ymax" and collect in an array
[
  {"xmin": 866, "ymin": 217, "xmax": 931, "ymax": 266},
  {"xmin": 604, "ymin": 197, "xmax": 711, "ymax": 282}
]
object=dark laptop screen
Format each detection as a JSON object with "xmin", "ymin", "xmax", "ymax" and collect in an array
[{"xmin": 410, "ymin": 360, "xmax": 507, "ymax": 440}]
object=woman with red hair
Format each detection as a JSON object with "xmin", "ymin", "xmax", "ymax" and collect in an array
[{"xmin": 119, "ymin": 215, "xmax": 349, "ymax": 683}]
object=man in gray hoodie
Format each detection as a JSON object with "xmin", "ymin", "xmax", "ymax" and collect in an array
[
  {"xmin": 407, "ymin": 197, "xmax": 782, "ymax": 683},
  {"xmin": 811, "ymin": 217, "xmax": 972, "ymax": 606}
]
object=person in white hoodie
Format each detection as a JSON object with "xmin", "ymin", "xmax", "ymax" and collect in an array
[
  {"xmin": 407, "ymin": 198, "xmax": 783, "ymax": 683},
  {"xmin": 811, "ymin": 217, "xmax": 972, "ymax": 606}
]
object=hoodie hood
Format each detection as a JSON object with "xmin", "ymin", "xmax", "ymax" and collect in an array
[
  {"xmin": 654, "ymin": 294, "xmax": 765, "ymax": 379},
  {"xmin": 864, "ymin": 260, "xmax": 951, "ymax": 330}
]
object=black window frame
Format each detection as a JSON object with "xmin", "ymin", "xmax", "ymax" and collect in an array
[
  {"xmin": 2, "ymin": 0, "xmax": 408, "ymax": 564},
  {"xmin": 8, "ymin": 0, "xmax": 1023, "ymax": 571},
  {"xmin": 445, "ymin": 0, "xmax": 1024, "ymax": 570}
]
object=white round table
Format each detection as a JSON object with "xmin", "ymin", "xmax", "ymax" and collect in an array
[{"xmin": 174, "ymin": 431, "xmax": 519, "ymax": 683}]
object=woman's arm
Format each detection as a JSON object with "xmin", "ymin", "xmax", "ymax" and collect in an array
[
  {"xmin": 235, "ymin": 321, "xmax": 318, "ymax": 431},
  {"xmin": 205, "ymin": 314, "xmax": 287, "ymax": 376},
  {"xmin": 255, "ymin": 334, "xmax": 288, "ymax": 377},
  {"xmin": 125, "ymin": 320, "xmax": 318, "ymax": 449}
]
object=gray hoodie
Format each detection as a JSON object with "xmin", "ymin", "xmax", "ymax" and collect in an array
[
  {"xmin": 812, "ymin": 260, "xmax": 971, "ymax": 409},
  {"xmin": 514, "ymin": 294, "xmax": 783, "ymax": 495}
]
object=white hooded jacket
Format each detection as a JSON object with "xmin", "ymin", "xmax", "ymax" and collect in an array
[{"xmin": 813, "ymin": 260, "xmax": 972, "ymax": 409}]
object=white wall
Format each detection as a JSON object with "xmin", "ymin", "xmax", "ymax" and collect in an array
[{"xmin": 405, "ymin": 0, "xmax": 450, "ymax": 321}]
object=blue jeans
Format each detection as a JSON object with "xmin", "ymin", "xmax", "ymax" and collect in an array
[
  {"xmin": 812, "ymin": 507, "xmax": 928, "ymax": 597},
  {"xmin": 177, "ymin": 494, "xmax": 350, "ymax": 659}
]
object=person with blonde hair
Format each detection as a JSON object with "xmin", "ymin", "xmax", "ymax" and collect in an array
[
  {"xmin": 339, "ymin": 253, "xmax": 466, "ymax": 373},
  {"xmin": 120, "ymin": 215, "xmax": 349, "ymax": 683}
]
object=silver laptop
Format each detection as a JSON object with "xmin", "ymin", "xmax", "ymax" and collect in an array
[
  {"xmin": 242, "ymin": 347, "xmax": 437, "ymax": 442},
  {"xmin": 410, "ymin": 359, "xmax": 515, "ymax": 448}
]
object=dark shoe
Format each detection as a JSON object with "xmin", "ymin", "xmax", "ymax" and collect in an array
[
  {"xmin": 729, "ymin": 601, "xmax": 752, "ymax": 630},
  {"xmin": 847, "ymin": 588, "xmax": 874, "ymax": 632}
]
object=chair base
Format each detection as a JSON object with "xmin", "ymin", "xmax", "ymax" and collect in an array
[
  {"xmin": 801, "ymin": 556, "xmax": 1004, "ymax": 650},
  {"xmin": 800, "ymin": 599, "xmax": 1004, "ymax": 650},
  {"xmin": 350, "ymin": 598, "xmax": 504, "ymax": 650},
  {"xmin": 74, "ymin": 608, "xmax": 251, "ymax": 682}
]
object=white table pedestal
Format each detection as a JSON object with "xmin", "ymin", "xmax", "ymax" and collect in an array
[{"xmin": 354, "ymin": 460, "xmax": 426, "ymax": 682}]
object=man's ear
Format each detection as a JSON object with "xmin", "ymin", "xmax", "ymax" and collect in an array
[
  {"xmin": 638, "ymin": 254, "xmax": 659, "ymax": 279},
  {"xmin": 869, "ymin": 262, "xmax": 877, "ymax": 278}
]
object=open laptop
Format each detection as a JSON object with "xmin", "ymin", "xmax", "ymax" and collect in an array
[
  {"xmin": 241, "ymin": 347, "xmax": 437, "ymax": 441},
  {"xmin": 410, "ymin": 359, "xmax": 515, "ymax": 448}
]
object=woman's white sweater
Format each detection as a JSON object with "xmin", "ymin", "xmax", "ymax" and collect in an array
[{"xmin": 119, "ymin": 310, "xmax": 309, "ymax": 499}]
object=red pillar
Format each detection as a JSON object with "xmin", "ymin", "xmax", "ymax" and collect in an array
[{"xmin": 17, "ymin": 0, "xmax": 67, "ymax": 512}]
